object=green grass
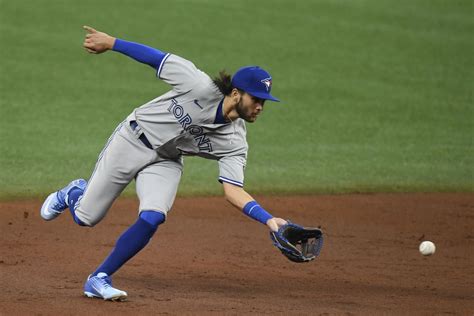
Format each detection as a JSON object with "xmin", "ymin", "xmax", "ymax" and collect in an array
[{"xmin": 0, "ymin": 0, "xmax": 472, "ymax": 199}]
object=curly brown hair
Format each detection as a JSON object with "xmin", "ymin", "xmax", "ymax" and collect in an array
[{"xmin": 213, "ymin": 70, "xmax": 233, "ymax": 96}]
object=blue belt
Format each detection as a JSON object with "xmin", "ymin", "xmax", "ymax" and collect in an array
[{"xmin": 130, "ymin": 121, "xmax": 153, "ymax": 150}]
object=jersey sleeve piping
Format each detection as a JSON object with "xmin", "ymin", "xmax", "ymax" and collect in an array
[
  {"xmin": 156, "ymin": 53, "xmax": 171, "ymax": 79},
  {"xmin": 218, "ymin": 176, "xmax": 244, "ymax": 187}
]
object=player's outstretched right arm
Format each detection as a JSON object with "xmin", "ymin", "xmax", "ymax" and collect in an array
[
  {"xmin": 82, "ymin": 25, "xmax": 167, "ymax": 70},
  {"xmin": 82, "ymin": 26, "xmax": 200, "ymax": 93}
]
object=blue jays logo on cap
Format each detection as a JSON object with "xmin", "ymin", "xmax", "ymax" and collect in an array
[
  {"xmin": 231, "ymin": 66, "xmax": 280, "ymax": 102},
  {"xmin": 261, "ymin": 78, "xmax": 272, "ymax": 92}
]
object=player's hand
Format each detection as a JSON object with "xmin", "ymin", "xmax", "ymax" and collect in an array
[
  {"xmin": 266, "ymin": 217, "xmax": 288, "ymax": 232},
  {"xmin": 83, "ymin": 25, "xmax": 116, "ymax": 54}
]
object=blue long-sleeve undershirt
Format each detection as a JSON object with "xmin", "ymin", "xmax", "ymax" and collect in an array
[{"xmin": 112, "ymin": 38, "xmax": 168, "ymax": 70}]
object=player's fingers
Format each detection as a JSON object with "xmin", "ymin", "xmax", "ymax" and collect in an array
[
  {"xmin": 84, "ymin": 47, "xmax": 97, "ymax": 54},
  {"xmin": 83, "ymin": 43, "xmax": 98, "ymax": 53},
  {"xmin": 83, "ymin": 25, "xmax": 97, "ymax": 34}
]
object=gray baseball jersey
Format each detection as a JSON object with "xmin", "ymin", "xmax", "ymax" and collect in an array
[
  {"xmin": 127, "ymin": 53, "xmax": 248, "ymax": 187},
  {"xmin": 75, "ymin": 53, "xmax": 248, "ymax": 226}
]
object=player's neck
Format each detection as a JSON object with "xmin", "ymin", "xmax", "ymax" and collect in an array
[{"xmin": 222, "ymin": 96, "xmax": 239, "ymax": 122}]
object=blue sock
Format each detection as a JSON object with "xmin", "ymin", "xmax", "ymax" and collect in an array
[
  {"xmin": 67, "ymin": 188, "xmax": 87, "ymax": 226},
  {"xmin": 92, "ymin": 211, "xmax": 165, "ymax": 276}
]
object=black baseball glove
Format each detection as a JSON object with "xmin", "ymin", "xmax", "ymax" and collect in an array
[{"xmin": 270, "ymin": 221, "xmax": 324, "ymax": 263}]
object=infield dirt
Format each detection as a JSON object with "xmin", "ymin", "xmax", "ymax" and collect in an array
[{"xmin": 1, "ymin": 193, "xmax": 473, "ymax": 315}]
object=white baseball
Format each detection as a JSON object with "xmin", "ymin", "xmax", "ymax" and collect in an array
[{"xmin": 419, "ymin": 241, "xmax": 436, "ymax": 256}]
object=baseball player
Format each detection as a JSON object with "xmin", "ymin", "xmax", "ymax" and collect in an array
[{"xmin": 40, "ymin": 25, "xmax": 288, "ymax": 301}]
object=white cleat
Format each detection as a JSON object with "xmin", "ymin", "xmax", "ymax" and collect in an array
[
  {"xmin": 40, "ymin": 192, "xmax": 64, "ymax": 221},
  {"xmin": 40, "ymin": 179, "xmax": 87, "ymax": 221},
  {"xmin": 84, "ymin": 273, "xmax": 128, "ymax": 301}
]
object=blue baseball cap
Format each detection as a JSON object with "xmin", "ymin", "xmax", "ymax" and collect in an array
[{"xmin": 231, "ymin": 66, "xmax": 280, "ymax": 102}]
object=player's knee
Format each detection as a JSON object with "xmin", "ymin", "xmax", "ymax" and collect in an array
[
  {"xmin": 74, "ymin": 213, "xmax": 96, "ymax": 227},
  {"xmin": 74, "ymin": 206, "xmax": 104, "ymax": 227},
  {"xmin": 139, "ymin": 210, "xmax": 166, "ymax": 230},
  {"xmin": 73, "ymin": 215, "xmax": 90, "ymax": 227}
]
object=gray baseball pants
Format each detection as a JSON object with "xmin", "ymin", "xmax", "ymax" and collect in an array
[{"xmin": 74, "ymin": 120, "xmax": 183, "ymax": 226}]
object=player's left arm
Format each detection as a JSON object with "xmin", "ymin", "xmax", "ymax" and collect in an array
[{"xmin": 222, "ymin": 182, "xmax": 287, "ymax": 232}]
